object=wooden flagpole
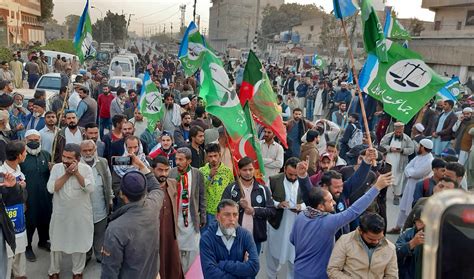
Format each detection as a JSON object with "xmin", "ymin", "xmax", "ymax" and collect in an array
[
  {"xmin": 50, "ymin": 87, "xmax": 70, "ymax": 163},
  {"xmin": 340, "ymin": 18, "xmax": 374, "ymax": 148}
]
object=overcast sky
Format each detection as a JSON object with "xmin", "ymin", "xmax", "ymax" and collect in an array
[{"xmin": 52, "ymin": 0, "xmax": 435, "ymax": 35}]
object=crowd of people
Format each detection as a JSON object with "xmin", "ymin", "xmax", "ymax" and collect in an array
[{"xmin": 0, "ymin": 45, "xmax": 471, "ymax": 279}]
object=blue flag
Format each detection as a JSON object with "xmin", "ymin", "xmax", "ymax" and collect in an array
[
  {"xmin": 347, "ymin": 70, "xmax": 353, "ymax": 84},
  {"xmin": 333, "ymin": 0, "xmax": 359, "ymax": 19},
  {"xmin": 437, "ymin": 77, "xmax": 464, "ymax": 101},
  {"xmin": 178, "ymin": 21, "xmax": 208, "ymax": 77},
  {"xmin": 73, "ymin": 0, "xmax": 95, "ymax": 63}
]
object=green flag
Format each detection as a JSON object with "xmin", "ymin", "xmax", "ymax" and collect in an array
[
  {"xmin": 361, "ymin": 0, "xmax": 387, "ymax": 62},
  {"xmin": 359, "ymin": 40, "xmax": 446, "ymax": 124},
  {"xmin": 239, "ymin": 50, "xmax": 288, "ymax": 148},
  {"xmin": 73, "ymin": 0, "xmax": 96, "ymax": 63},
  {"xmin": 139, "ymin": 72, "xmax": 164, "ymax": 132},
  {"xmin": 242, "ymin": 102, "xmax": 266, "ymax": 181},
  {"xmin": 178, "ymin": 21, "xmax": 208, "ymax": 77},
  {"xmin": 383, "ymin": 9, "xmax": 411, "ymax": 41}
]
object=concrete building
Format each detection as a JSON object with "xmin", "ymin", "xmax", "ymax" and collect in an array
[
  {"xmin": 0, "ymin": 0, "xmax": 45, "ymax": 47},
  {"xmin": 44, "ymin": 20, "xmax": 67, "ymax": 42},
  {"xmin": 292, "ymin": 18, "xmax": 324, "ymax": 48},
  {"xmin": 208, "ymin": 0, "xmax": 283, "ymax": 53},
  {"xmin": 409, "ymin": 0, "xmax": 474, "ymax": 81}
]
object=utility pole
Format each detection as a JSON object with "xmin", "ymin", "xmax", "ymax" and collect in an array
[
  {"xmin": 180, "ymin": 4, "xmax": 186, "ymax": 30},
  {"xmin": 193, "ymin": 0, "xmax": 197, "ymax": 22},
  {"xmin": 170, "ymin": 22, "xmax": 173, "ymax": 40},
  {"xmin": 163, "ymin": 24, "xmax": 166, "ymax": 34},
  {"xmin": 125, "ymin": 13, "xmax": 134, "ymax": 47}
]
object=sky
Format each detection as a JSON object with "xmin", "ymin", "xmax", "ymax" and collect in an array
[{"xmin": 52, "ymin": 0, "xmax": 435, "ymax": 36}]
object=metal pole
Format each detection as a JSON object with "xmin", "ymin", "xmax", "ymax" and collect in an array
[{"xmin": 193, "ymin": 0, "xmax": 197, "ymax": 22}]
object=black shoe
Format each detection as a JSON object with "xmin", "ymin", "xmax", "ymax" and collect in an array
[
  {"xmin": 25, "ymin": 247, "xmax": 36, "ymax": 262},
  {"xmin": 38, "ymin": 242, "xmax": 51, "ymax": 252}
]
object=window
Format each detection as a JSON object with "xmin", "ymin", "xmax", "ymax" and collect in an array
[
  {"xmin": 307, "ymin": 34, "xmax": 312, "ymax": 40},
  {"xmin": 357, "ymin": 41, "xmax": 364, "ymax": 48},
  {"xmin": 310, "ymin": 25, "xmax": 314, "ymax": 31},
  {"xmin": 434, "ymin": 21, "xmax": 441, "ymax": 31},
  {"xmin": 37, "ymin": 77, "xmax": 61, "ymax": 91},
  {"xmin": 11, "ymin": 11, "xmax": 14, "ymax": 19},
  {"xmin": 457, "ymin": 21, "xmax": 462, "ymax": 30}
]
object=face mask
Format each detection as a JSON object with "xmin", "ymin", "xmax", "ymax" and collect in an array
[{"xmin": 27, "ymin": 141, "xmax": 40, "ymax": 150}]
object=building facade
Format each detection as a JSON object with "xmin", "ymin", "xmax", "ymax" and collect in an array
[
  {"xmin": 208, "ymin": 0, "xmax": 283, "ymax": 53},
  {"xmin": 410, "ymin": 0, "xmax": 474, "ymax": 81},
  {"xmin": 0, "ymin": 0, "xmax": 45, "ymax": 47}
]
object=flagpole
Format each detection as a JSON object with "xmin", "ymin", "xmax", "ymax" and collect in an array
[
  {"xmin": 223, "ymin": 129, "xmax": 245, "ymax": 198},
  {"xmin": 340, "ymin": 18, "xmax": 374, "ymax": 148},
  {"xmin": 51, "ymin": 87, "xmax": 70, "ymax": 163}
]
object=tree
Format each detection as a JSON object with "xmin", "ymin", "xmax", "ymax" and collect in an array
[
  {"xmin": 0, "ymin": 47, "xmax": 12, "ymax": 62},
  {"xmin": 409, "ymin": 18, "xmax": 425, "ymax": 36},
  {"xmin": 92, "ymin": 11, "xmax": 127, "ymax": 44},
  {"xmin": 39, "ymin": 0, "xmax": 54, "ymax": 22},
  {"xmin": 64, "ymin": 14, "xmax": 80, "ymax": 39},
  {"xmin": 42, "ymin": 39, "xmax": 75, "ymax": 54},
  {"xmin": 318, "ymin": 14, "xmax": 343, "ymax": 62},
  {"xmin": 259, "ymin": 3, "xmax": 326, "ymax": 49}
]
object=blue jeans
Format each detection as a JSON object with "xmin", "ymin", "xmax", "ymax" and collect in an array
[
  {"xmin": 99, "ymin": 117, "xmax": 111, "ymax": 140},
  {"xmin": 306, "ymin": 99, "xmax": 315, "ymax": 120},
  {"xmin": 255, "ymin": 241, "xmax": 262, "ymax": 255}
]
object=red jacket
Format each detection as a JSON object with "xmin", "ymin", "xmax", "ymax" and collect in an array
[{"xmin": 98, "ymin": 93, "xmax": 115, "ymax": 118}]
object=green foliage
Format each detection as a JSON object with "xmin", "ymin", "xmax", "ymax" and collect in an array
[
  {"xmin": 39, "ymin": 0, "xmax": 54, "ymax": 22},
  {"xmin": 260, "ymin": 3, "xmax": 326, "ymax": 48},
  {"xmin": 42, "ymin": 40, "xmax": 75, "ymax": 54},
  {"xmin": 0, "ymin": 47, "xmax": 13, "ymax": 63},
  {"xmin": 92, "ymin": 11, "xmax": 127, "ymax": 43},
  {"xmin": 65, "ymin": 14, "xmax": 81, "ymax": 39}
]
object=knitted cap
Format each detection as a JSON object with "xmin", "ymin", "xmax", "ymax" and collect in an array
[{"xmin": 121, "ymin": 171, "xmax": 147, "ymax": 200}]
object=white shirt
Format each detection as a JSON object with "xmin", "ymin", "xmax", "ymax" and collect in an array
[
  {"xmin": 216, "ymin": 226, "xmax": 236, "ymax": 253},
  {"xmin": 68, "ymin": 90, "xmax": 81, "ymax": 111},
  {"xmin": 177, "ymin": 169, "xmax": 200, "ymax": 251},
  {"xmin": 40, "ymin": 126, "xmax": 58, "ymax": 154},
  {"xmin": 260, "ymin": 139, "xmax": 284, "ymax": 184},
  {"xmin": 65, "ymin": 127, "xmax": 82, "ymax": 144}
]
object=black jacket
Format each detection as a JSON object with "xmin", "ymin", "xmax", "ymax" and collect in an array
[{"xmin": 221, "ymin": 181, "xmax": 276, "ymax": 243}]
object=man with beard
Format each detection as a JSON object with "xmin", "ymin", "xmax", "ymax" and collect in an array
[
  {"xmin": 84, "ymin": 123, "xmax": 105, "ymax": 157},
  {"xmin": 149, "ymin": 131, "xmax": 177, "ymax": 167},
  {"xmin": 260, "ymin": 128, "xmax": 284, "ymax": 185},
  {"xmin": 39, "ymin": 111, "xmax": 58, "ymax": 154},
  {"xmin": 290, "ymin": 162, "xmax": 392, "ymax": 279},
  {"xmin": 51, "ymin": 87, "xmax": 67, "ymax": 117},
  {"xmin": 129, "ymin": 108, "xmax": 148, "ymax": 138},
  {"xmin": 161, "ymin": 92, "xmax": 181, "ymax": 133},
  {"xmin": 97, "ymin": 85, "xmax": 115, "ymax": 140},
  {"xmin": 101, "ymin": 154, "xmax": 164, "ymax": 279},
  {"xmin": 327, "ymin": 212, "xmax": 398, "ymax": 279},
  {"xmin": 266, "ymin": 158, "xmax": 309, "ymax": 279},
  {"xmin": 124, "ymin": 89, "xmax": 139, "ymax": 119},
  {"xmin": 174, "ymin": 112, "xmax": 192, "ymax": 147},
  {"xmin": 388, "ymin": 139, "xmax": 433, "ymax": 235},
  {"xmin": 26, "ymin": 99, "xmax": 46, "ymax": 131},
  {"xmin": 151, "ymin": 156, "xmax": 185, "ymax": 279},
  {"xmin": 453, "ymin": 107, "xmax": 474, "ymax": 164},
  {"xmin": 331, "ymin": 102, "xmax": 347, "ymax": 129},
  {"xmin": 169, "ymin": 147, "xmax": 206, "ymax": 273},
  {"xmin": 110, "ymin": 88, "xmax": 126, "ymax": 119},
  {"xmin": 189, "ymin": 126, "xmax": 206, "ymax": 168},
  {"xmin": 21, "ymin": 130, "xmax": 52, "ymax": 262},
  {"xmin": 309, "ymin": 153, "xmax": 336, "ymax": 186},
  {"xmin": 380, "ymin": 122, "xmax": 415, "ymax": 205},
  {"xmin": 108, "ymin": 121, "xmax": 149, "ymax": 164},
  {"xmin": 76, "ymin": 87, "xmax": 97, "ymax": 128},
  {"xmin": 286, "ymin": 108, "xmax": 313, "ymax": 158},
  {"xmin": 432, "ymin": 100, "xmax": 457, "ymax": 156},
  {"xmin": 300, "ymin": 130, "xmax": 320, "ymax": 175},
  {"xmin": 80, "ymin": 140, "xmax": 112, "ymax": 263},
  {"xmin": 200, "ymin": 199, "xmax": 259, "ymax": 278},
  {"xmin": 47, "ymin": 143, "xmax": 94, "ymax": 279},
  {"xmin": 52, "ymin": 111, "xmax": 86, "ymax": 163},
  {"xmin": 221, "ymin": 157, "xmax": 276, "ymax": 254},
  {"xmin": 199, "ymin": 143, "xmax": 234, "ymax": 230},
  {"xmin": 333, "ymin": 82, "xmax": 352, "ymax": 112}
]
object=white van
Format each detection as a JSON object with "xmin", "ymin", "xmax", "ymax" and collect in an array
[
  {"xmin": 41, "ymin": 50, "xmax": 79, "ymax": 72},
  {"xmin": 108, "ymin": 56, "xmax": 134, "ymax": 77}
]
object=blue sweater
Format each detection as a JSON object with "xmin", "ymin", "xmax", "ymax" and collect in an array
[
  {"xmin": 200, "ymin": 223, "xmax": 260, "ymax": 279},
  {"xmin": 290, "ymin": 186, "xmax": 380, "ymax": 279}
]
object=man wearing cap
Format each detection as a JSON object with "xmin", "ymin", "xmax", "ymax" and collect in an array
[
  {"xmin": 69, "ymin": 79, "xmax": 83, "ymax": 111},
  {"xmin": 180, "ymin": 97, "xmax": 191, "ymax": 114},
  {"xmin": 380, "ymin": 122, "xmax": 415, "ymax": 205},
  {"xmin": 453, "ymin": 107, "xmax": 474, "ymax": 164},
  {"xmin": 432, "ymin": 100, "xmax": 457, "ymax": 156},
  {"xmin": 169, "ymin": 147, "xmax": 207, "ymax": 272},
  {"xmin": 25, "ymin": 99, "xmax": 46, "ymax": 131},
  {"xmin": 76, "ymin": 86, "xmax": 97, "ymax": 128},
  {"xmin": 102, "ymin": 153, "xmax": 164, "ymax": 279},
  {"xmin": 162, "ymin": 92, "xmax": 182, "ymax": 133},
  {"xmin": 20, "ymin": 130, "xmax": 52, "ymax": 262},
  {"xmin": 47, "ymin": 143, "xmax": 94, "ymax": 279},
  {"xmin": 412, "ymin": 123, "xmax": 426, "ymax": 143},
  {"xmin": 389, "ymin": 139, "xmax": 434, "ymax": 234}
]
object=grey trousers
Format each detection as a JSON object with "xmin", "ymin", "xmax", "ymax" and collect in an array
[{"xmin": 87, "ymin": 218, "xmax": 107, "ymax": 262}]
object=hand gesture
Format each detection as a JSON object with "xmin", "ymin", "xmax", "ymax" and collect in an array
[
  {"xmin": 130, "ymin": 154, "xmax": 147, "ymax": 171},
  {"xmin": 364, "ymin": 148, "xmax": 377, "ymax": 164},
  {"xmin": 296, "ymin": 159, "xmax": 309, "ymax": 178},
  {"xmin": 390, "ymin": 147, "xmax": 400, "ymax": 153},
  {"xmin": 410, "ymin": 230, "xmax": 425, "ymax": 249},
  {"xmin": 374, "ymin": 172, "xmax": 393, "ymax": 190},
  {"xmin": 278, "ymin": 201, "xmax": 290, "ymax": 209},
  {"xmin": 210, "ymin": 166, "xmax": 218, "ymax": 178},
  {"xmin": 66, "ymin": 161, "xmax": 78, "ymax": 175},
  {"xmin": 239, "ymin": 198, "xmax": 249, "ymax": 210},
  {"xmin": 0, "ymin": 173, "xmax": 17, "ymax": 188}
]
